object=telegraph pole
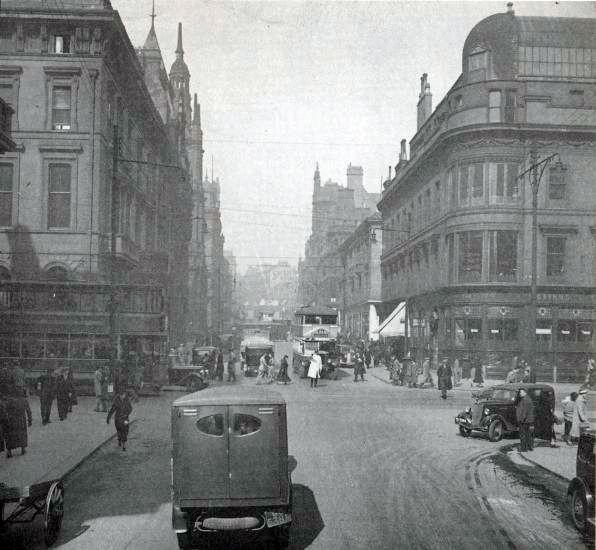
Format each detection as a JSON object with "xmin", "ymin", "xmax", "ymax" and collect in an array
[
  {"xmin": 109, "ymin": 124, "xmax": 119, "ymax": 365},
  {"xmin": 519, "ymin": 148, "xmax": 557, "ymax": 382}
]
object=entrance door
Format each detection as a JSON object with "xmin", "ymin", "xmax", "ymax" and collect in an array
[
  {"xmin": 228, "ymin": 405, "xmax": 281, "ymax": 499},
  {"xmin": 174, "ymin": 405, "xmax": 229, "ymax": 500}
]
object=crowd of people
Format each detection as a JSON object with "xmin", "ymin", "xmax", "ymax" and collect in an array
[{"xmin": 256, "ymin": 353, "xmax": 292, "ymax": 385}]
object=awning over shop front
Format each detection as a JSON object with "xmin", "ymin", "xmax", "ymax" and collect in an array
[{"xmin": 376, "ymin": 302, "xmax": 406, "ymax": 337}]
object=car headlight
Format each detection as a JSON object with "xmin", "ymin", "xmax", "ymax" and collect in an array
[
  {"xmin": 484, "ymin": 407, "xmax": 490, "ymax": 415},
  {"xmin": 465, "ymin": 407, "xmax": 471, "ymax": 414}
]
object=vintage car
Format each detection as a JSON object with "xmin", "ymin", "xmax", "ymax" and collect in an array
[
  {"xmin": 567, "ymin": 430, "xmax": 595, "ymax": 535},
  {"xmin": 455, "ymin": 383, "xmax": 555, "ymax": 442},
  {"xmin": 168, "ymin": 346, "xmax": 215, "ymax": 391},
  {"xmin": 240, "ymin": 337, "xmax": 274, "ymax": 377},
  {"xmin": 171, "ymin": 386, "xmax": 291, "ymax": 549}
]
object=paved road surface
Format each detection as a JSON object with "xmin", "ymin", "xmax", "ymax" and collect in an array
[{"xmin": 13, "ymin": 369, "xmax": 591, "ymax": 549}]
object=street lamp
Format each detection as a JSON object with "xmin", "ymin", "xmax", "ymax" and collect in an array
[{"xmin": 519, "ymin": 149, "xmax": 558, "ymax": 382}]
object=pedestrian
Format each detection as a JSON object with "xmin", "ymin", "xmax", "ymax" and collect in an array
[
  {"xmin": 37, "ymin": 367, "xmax": 56, "ymax": 425},
  {"xmin": 437, "ymin": 358, "xmax": 453, "ymax": 399},
  {"xmin": 4, "ymin": 386, "xmax": 32, "ymax": 457},
  {"xmin": 576, "ymin": 389, "xmax": 590, "ymax": 436},
  {"xmin": 66, "ymin": 367, "xmax": 77, "ymax": 412},
  {"xmin": 256, "ymin": 353, "xmax": 270, "ymax": 385},
  {"xmin": 580, "ymin": 357, "xmax": 595, "ymax": 391},
  {"xmin": 515, "ymin": 388, "xmax": 535, "ymax": 452},
  {"xmin": 277, "ymin": 355, "xmax": 291, "ymax": 384},
  {"xmin": 308, "ymin": 351, "xmax": 322, "ymax": 388},
  {"xmin": 421, "ymin": 357, "xmax": 434, "ymax": 387},
  {"xmin": 353, "ymin": 352, "xmax": 364, "ymax": 382},
  {"xmin": 107, "ymin": 387, "xmax": 132, "ymax": 451},
  {"xmin": 407, "ymin": 357, "xmax": 417, "ymax": 388},
  {"xmin": 216, "ymin": 350, "xmax": 224, "ymax": 382},
  {"xmin": 471, "ymin": 357, "xmax": 484, "ymax": 387},
  {"xmin": 93, "ymin": 366, "xmax": 104, "ymax": 411},
  {"xmin": 11, "ymin": 360, "xmax": 26, "ymax": 395},
  {"xmin": 56, "ymin": 369, "xmax": 70, "ymax": 421},
  {"xmin": 227, "ymin": 349, "xmax": 237, "ymax": 382},
  {"xmin": 561, "ymin": 391, "xmax": 578, "ymax": 445}
]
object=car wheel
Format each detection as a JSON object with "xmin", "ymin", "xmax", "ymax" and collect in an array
[
  {"xmin": 459, "ymin": 426, "xmax": 471, "ymax": 438},
  {"xmin": 571, "ymin": 486, "xmax": 589, "ymax": 533},
  {"xmin": 488, "ymin": 419, "xmax": 504, "ymax": 442},
  {"xmin": 176, "ymin": 532, "xmax": 194, "ymax": 549}
]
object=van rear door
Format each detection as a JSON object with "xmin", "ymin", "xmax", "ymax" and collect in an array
[
  {"xmin": 173, "ymin": 405, "xmax": 229, "ymax": 500},
  {"xmin": 228, "ymin": 404, "xmax": 281, "ymax": 499}
]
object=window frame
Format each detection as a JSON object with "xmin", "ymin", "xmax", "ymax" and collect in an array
[
  {"xmin": 488, "ymin": 230, "xmax": 518, "ymax": 282},
  {"xmin": 0, "ymin": 162, "xmax": 14, "ymax": 227},
  {"xmin": 42, "ymin": 153, "xmax": 78, "ymax": 231},
  {"xmin": 545, "ymin": 235, "xmax": 566, "ymax": 278},
  {"xmin": 44, "ymin": 67, "xmax": 80, "ymax": 132}
]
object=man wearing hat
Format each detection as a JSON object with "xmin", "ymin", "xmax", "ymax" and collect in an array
[
  {"xmin": 437, "ymin": 357, "xmax": 453, "ymax": 399},
  {"xmin": 577, "ymin": 389, "xmax": 590, "ymax": 435},
  {"xmin": 516, "ymin": 388, "xmax": 535, "ymax": 452}
]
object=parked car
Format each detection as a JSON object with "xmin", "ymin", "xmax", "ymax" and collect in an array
[
  {"xmin": 567, "ymin": 430, "xmax": 595, "ymax": 535},
  {"xmin": 171, "ymin": 386, "xmax": 292, "ymax": 549},
  {"xmin": 455, "ymin": 383, "xmax": 555, "ymax": 442},
  {"xmin": 168, "ymin": 346, "xmax": 215, "ymax": 391}
]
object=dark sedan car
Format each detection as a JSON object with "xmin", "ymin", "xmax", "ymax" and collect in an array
[
  {"xmin": 567, "ymin": 430, "xmax": 595, "ymax": 535},
  {"xmin": 455, "ymin": 383, "xmax": 555, "ymax": 442}
]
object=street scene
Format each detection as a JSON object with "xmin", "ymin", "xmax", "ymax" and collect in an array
[{"xmin": 0, "ymin": 0, "xmax": 595, "ymax": 549}]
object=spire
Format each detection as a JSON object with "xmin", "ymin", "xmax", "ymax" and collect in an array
[
  {"xmin": 176, "ymin": 22, "xmax": 184, "ymax": 56},
  {"xmin": 150, "ymin": 0, "xmax": 157, "ymax": 29},
  {"xmin": 143, "ymin": 0, "xmax": 161, "ymax": 51},
  {"xmin": 314, "ymin": 162, "xmax": 321, "ymax": 189}
]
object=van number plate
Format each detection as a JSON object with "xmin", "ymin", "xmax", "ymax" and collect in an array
[{"xmin": 264, "ymin": 511, "xmax": 291, "ymax": 527}]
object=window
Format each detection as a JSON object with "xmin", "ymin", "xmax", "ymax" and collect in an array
[
  {"xmin": 434, "ymin": 180, "xmax": 441, "ymax": 213},
  {"xmin": 52, "ymin": 86, "xmax": 71, "ymax": 130},
  {"xmin": 518, "ymin": 46, "xmax": 596, "ymax": 79},
  {"xmin": 48, "ymin": 164, "xmax": 71, "ymax": 228},
  {"xmin": 506, "ymin": 163, "xmax": 519, "ymax": 200},
  {"xmin": 489, "ymin": 91, "xmax": 501, "ymax": 122},
  {"xmin": 536, "ymin": 319, "xmax": 552, "ymax": 344},
  {"xmin": 0, "ymin": 83, "xmax": 15, "ymax": 127},
  {"xmin": 557, "ymin": 320, "xmax": 576, "ymax": 343},
  {"xmin": 458, "ymin": 231, "xmax": 482, "ymax": 283},
  {"xmin": 471, "ymin": 163, "xmax": 484, "ymax": 200},
  {"xmin": 488, "ymin": 318, "xmax": 519, "ymax": 341},
  {"xmin": 54, "ymin": 35, "xmax": 70, "ymax": 54},
  {"xmin": 0, "ymin": 163, "xmax": 13, "ymax": 226},
  {"xmin": 196, "ymin": 414, "xmax": 224, "ymax": 437},
  {"xmin": 546, "ymin": 236, "xmax": 565, "ymax": 276},
  {"xmin": 548, "ymin": 162, "xmax": 567, "ymax": 200},
  {"xmin": 468, "ymin": 51, "xmax": 487, "ymax": 81},
  {"xmin": 504, "ymin": 89, "xmax": 516, "ymax": 123},
  {"xmin": 455, "ymin": 318, "xmax": 482, "ymax": 344},
  {"xmin": 233, "ymin": 414, "xmax": 261, "ymax": 436},
  {"xmin": 458, "ymin": 165, "xmax": 468, "ymax": 205},
  {"xmin": 449, "ymin": 167, "xmax": 457, "ymax": 207},
  {"xmin": 489, "ymin": 230, "xmax": 517, "ymax": 282}
]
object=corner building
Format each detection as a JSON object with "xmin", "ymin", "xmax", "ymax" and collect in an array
[{"xmin": 379, "ymin": 6, "xmax": 596, "ymax": 382}]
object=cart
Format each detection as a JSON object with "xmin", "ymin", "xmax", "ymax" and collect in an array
[{"xmin": 0, "ymin": 479, "xmax": 64, "ymax": 546}]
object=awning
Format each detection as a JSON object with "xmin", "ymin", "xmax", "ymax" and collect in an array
[{"xmin": 376, "ymin": 302, "xmax": 406, "ymax": 337}]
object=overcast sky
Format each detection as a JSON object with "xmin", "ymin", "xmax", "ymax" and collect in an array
[{"xmin": 114, "ymin": 0, "xmax": 596, "ymax": 273}]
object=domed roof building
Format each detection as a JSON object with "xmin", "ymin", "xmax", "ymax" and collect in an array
[{"xmin": 378, "ymin": 4, "xmax": 596, "ymax": 383}]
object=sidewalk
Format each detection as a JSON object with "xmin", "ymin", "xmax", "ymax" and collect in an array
[{"xmin": 0, "ymin": 395, "xmax": 149, "ymax": 488}]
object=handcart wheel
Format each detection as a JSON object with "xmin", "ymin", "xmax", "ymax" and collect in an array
[{"xmin": 44, "ymin": 481, "xmax": 64, "ymax": 546}]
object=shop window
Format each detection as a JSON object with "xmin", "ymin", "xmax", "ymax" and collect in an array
[
  {"xmin": 557, "ymin": 320, "xmax": 577, "ymax": 343},
  {"xmin": 536, "ymin": 319, "xmax": 552, "ymax": 344},
  {"xmin": 489, "ymin": 230, "xmax": 517, "ymax": 282},
  {"xmin": 455, "ymin": 318, "xmax": 482, "ymax": 344},
  {"xmin": 458, "ymin": 231, "xmax": 482, "ymax": 283},
  {"xmin": 94, "ymin": 337, "xmax": 111, "ymax": 360},
  {"xmin": 577, "ymin": 321, "xmax": 594, "ymax": 343},
  {"xmin": 48, "ymin": 164, "xmax": 72, "ymax": 228},
  {"xmin": 488, "ymin": 318, "xmax": 519, "ymax": 341},
  {"xmin": 0, "ymin": 163, "xmax": 13, "ymax": 226},
  {"xmin": 546, "ymin": 236, "xmax": 566, "ymax": 277},
  {"xmin": 232, "ymin": 414, "xmax": 261, "ymax": 436},
  {"xmin": 22, "ymin": 334, "xmax": 44, "ymax": 358},
  {"xmin": 70, "ymin": 336, "xmax": 93, "ymax": 359},
  {"xmin": 196, "ymin": 414, "xmax": 224, "ymax": 437},
  {"xmin": 548, "ymin": 162, "xmax": 567, "ymax": 200},
  {"xmin": 45, "ymin": 334, "xmax": 68, "ymax": 358}
]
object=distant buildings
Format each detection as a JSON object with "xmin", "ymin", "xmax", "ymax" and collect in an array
[
  {"xmin": 378, "ymin": 5, "xmax": 596, "ymax": 382},
  {"xmin": 297, "ymin": 163, "xmax": 379, "ymax": 314}
]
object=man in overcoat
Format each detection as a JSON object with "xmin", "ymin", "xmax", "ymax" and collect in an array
[
  {"xmin": 437, "ymin": 358, "xmax": 453, "ymax": 399},
  {"xmin": 37, "ymin": 367, "xmax": 56, "ymax": 425},
  {"xmin": 4, "ymin": 386, "xmax": 32, "ymax": 457},
  {"xmin": 515, "ymin": 388, "xmax": 535, "ymax": 452}
]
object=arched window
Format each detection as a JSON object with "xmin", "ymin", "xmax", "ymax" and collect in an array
[{"xmin": 46, "ymin": 266, "xmax": 68, "ymax": 281}]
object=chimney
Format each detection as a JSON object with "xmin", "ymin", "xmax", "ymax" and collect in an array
[
  {"xmin": 507, "ymin": 2, "xmax": 514, "ymax": 15},
  {"xmin": 417, "ymin": 73, "xmax": 433, "ymax": 130},
  {"xmin": 399, "ymin": 139, "xmax": 408, "ymax": 162},
  {"xmin": 388, "ymin": 166, "xmax": 392, "ymax": 180}
]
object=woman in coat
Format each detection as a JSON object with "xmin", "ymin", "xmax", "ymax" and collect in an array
[
  {"xmin": 437, "ymin": 358, "xmax": 453, "ymax": 399},
  {"xmin": 4, "ymin": 387, "xmax": 32, "ymax": 457},
  {"xmin": 56, "ymin": 370, "xmax": 70, "ymax": 421},
  {"xmin": 277, "ymin": 355, "xmax": 291, "ymax": 384},
  {"xmin": 107, "ymin": 388, "xmax": 133, "ymax": 451},
  {"xmin": 308, "ymin": 352, "xmax": 322, "ymax": 388}
]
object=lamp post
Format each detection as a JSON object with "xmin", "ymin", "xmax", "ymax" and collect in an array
[{"xmin": 519, "ymin": 148, "xmax": 557, "ymax": 382}]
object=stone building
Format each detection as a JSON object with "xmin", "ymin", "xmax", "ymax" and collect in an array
[
  {"xmin": 298, "ymin": 163, "xmax": 379, "ymax": 310},
  {"xmin": 378, "ymin": 5, "xmax": 596, "ymax": 382},
  {"xmin": 338, "ymin": 213, "xmax": 383, "ymax": 342},
  {"xmin": 0, "ymin": 0, "xmax": 193, "ymax": 381}
]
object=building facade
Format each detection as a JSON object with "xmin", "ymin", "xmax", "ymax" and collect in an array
[
  {"xmin": 378, "ymin": 6, "xmax": 596, "ymax": 382},
  {"xmin": 0, "ymin": 0, "xmax": 193, "ymax": 380},
  {"xmin": 297, "ymin": 163, "xmax": 379, "ymax": 310},
  {"xmin": 338, "ymin": 214, "xmax": 383, "ymax": 342}
]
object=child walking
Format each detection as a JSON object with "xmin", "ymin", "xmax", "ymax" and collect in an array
[{"xmin": 107, "ymin": 388, "xmax": 133, "ymax": 451}]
